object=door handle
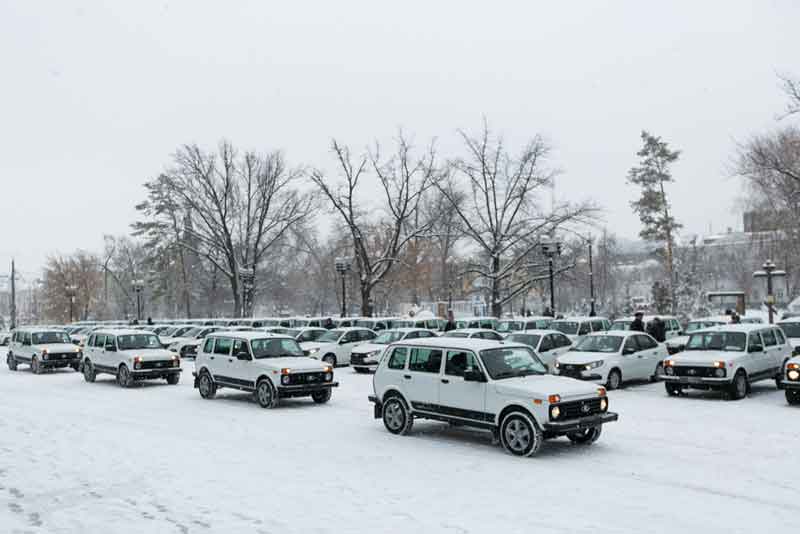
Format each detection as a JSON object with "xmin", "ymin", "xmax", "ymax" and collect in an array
[
  {"xmin": 637, "ymin": 355, "xmax": 644, "ymax": 359},
  {"xmin": 228, "ymin": 358, "xmax": 234, "ymax": 362},
  {"xmin": 441, "ymin": 378, "xmax": 449, "ymax": 384},
  {"xmin": 403, "ymin": 374, "xmax": 412, "ymax": 380},
  {"xmin": 210, "ymin": 356, "xmax": 215, "ymax": 360}
]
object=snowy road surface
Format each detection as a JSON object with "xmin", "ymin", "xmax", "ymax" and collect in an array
[{"xmin": 1, "ymin": 363, "xmax": 799, "ymax": 534}]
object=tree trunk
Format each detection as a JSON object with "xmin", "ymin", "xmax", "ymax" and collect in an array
[
  {"xmin": 360, "ymin": 284, "xmax": 373, "ymax": 318},
  {"xmin": 491, "ymin": 255, "xmax": 502, "ymax": 318}
]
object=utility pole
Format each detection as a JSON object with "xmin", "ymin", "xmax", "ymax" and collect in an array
[
  {"xmin": 541, "ymin": 241, "xmax": 562, "ymax": 316},
  {"xmin": 10, "ymin": 260, "xmax": 17, "ymax": 330},
  {"xmin": 754, "ymin": 260, "xmax": 786, "ymax": 324}
]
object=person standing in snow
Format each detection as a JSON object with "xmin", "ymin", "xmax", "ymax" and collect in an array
[
  {"xmin": 444, "ymin": 310, "xmax": 457, "ymax": 332},
  {"xmin": 630, "ymin": 312, "xmax": 645, "ymax": 332}
]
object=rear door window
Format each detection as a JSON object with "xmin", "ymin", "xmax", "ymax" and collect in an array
[
  {"xmin": 214, "ymin": 337, "xmax": 233, "ymax": 355},
  {"xmin": 761, "ymin": 329, "xmax": 777, "ymax": 347},
  {"xmin": 578, "ymin": 322, "xmax": 591, "ymax": 336},
  {"xmin": 408, "ymin": 348, "xmax": 443, "ymax": 373}
]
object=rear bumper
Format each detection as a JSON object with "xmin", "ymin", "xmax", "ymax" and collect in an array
[{"xmin": 543, "ymin": 412, "xmax": 619, "ymax": 434}]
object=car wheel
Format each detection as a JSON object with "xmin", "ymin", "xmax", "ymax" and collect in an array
[
  {"xmin": 728, "ymin": 370, "xmax": 747, "ymax": 400},
  {"xmin": 311, "ymin": 388, "xmax": 332, "ymax": 404},
  {"xmin": 382, "ymin": 396, "xmax": 414, "ymax": 435},
  {"xmin": 83, "ymin": 360, "xmax": 96, "ymax": 383},
  {"xmin": 7, "ymin": 353, "xmax": 17, "ymax": 371},
  {"xmin": 567, "ymin": 425, "xmax": 602, "ymax": 445},
  {"xmin": 166, "ymin": 373, "xmax": 180, "ymax": 385},
  {"xmin": 665, "ymin": 382, "xmax": 683, "ymax": 396},
  {"xmin": 606, "ymin": 369, "xmax": 621, "ymax": 390},
  {"xmin": 117, "ymin": 364, "xmax": 134, "ymax": 388},
  {"xmin": 322, "ymin": 354, "xmax": 337, "ymax": 367},
  {"xmin": 651, "ymin": 362, "xmax": 664, "ymax": 382},
  {"xmin": 786, "ymin": 389, "xmax": 800, "ymax": 405},
  {"xmin": 500, "ymin": 411, "xmax": 543, "ymax": 457},
  {"xmin": 197, "ymin": 371, "xmax": 216, "ymax": 399},
  {"xmin": 255, "ymin": 379, "xmax": 277, "ymax": 409},
  {"xmin": 31, "ymin": 356, "xmax": 41, "ymax": 375}
]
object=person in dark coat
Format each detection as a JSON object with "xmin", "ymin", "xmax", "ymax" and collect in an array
[
  {"xmin": 630, "ymin": 312, "xmax": 645, "ymax": 332},
  {"xmin": 444, "ymin": 310, "xmax": 457, "ymax": 332},
  {"xmin": 648, "ymin": 317, "xmax": 666, "ymax": 342}
]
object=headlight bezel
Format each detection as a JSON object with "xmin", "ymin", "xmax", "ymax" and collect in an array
[{"xmin": 584, "ymin": 360, "xmax": 604, "ymax": 371}]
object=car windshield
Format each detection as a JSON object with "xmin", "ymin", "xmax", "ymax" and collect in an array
[
  {"xmin": 117, "ymin": 334, "xmax": 162, "ymax": 350},
  {"xmin": 173, "ymin": 326, "xmax": 194, "ymax": 337},
  {"xmin": 297, "ymin": 329, "xmax": 325, "ymax": 342},
  {"xmin": 610, "ymin": 321, "xmax": 631, "ymax": 330},
  {"xmin": 496, "ymin": 321, "xmax": 522, "ymax": 333},
  {"xmin": 685, "ymin": 321, "xmax": 719, "ymax": 333},
  {"xmin": 284, "ymin": 329, "xmax": 301, "ymax": 338},
  {"xmin": 480, "ymin": 347, "xmax": 547, "ymax": 379},
  {"xmin": 250, "ymin": 338, "xmax": 305, "ymax": 359},
  {"xmin": 443, "ymin": 332, "xmax": 470, "ymax": 338},
  {"xmin": 183, "ymin": 327, "xmax": 203, "ymax": 338},
  {"xmin": 316, "ymin": 329, "xmax": 343, "ymax": 343},
  {"xmin": 161, "ymin": 327, "xmax": 178, "ymax": 336},
  {"xmin": 779, "ymin": 323, "xmax": 800, "ymax": 339},
  {"xmin": 32, "ymin": 331, "xmax": 71, "ymax": 344},
  {"xmin": 354, "ymin": 320, "xmax": 376, "ymax": 328},
  {"xmin": 551, "ymin": 321, "xmax": 579, "ymax": 335},
  {"xmin": 372, "ymin": 330, "xmax": 405, "ymax": 344},
  {"xmin": 573, "ymin": 335, "xmax": 623, "ymax": 353},
  {"xmin": 685, "ymin": 332, "xmax": 746, "ymax": 352},
  {"xmin": 507, "ymin": 334, "xmax": 541, "ymax": 348}
]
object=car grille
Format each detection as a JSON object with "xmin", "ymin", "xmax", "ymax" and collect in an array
[
  {"xmin": 46, "ymin": 353, "xmax": 78, "ymax": 360},
  {"xmin": 559, "ymin": 364, "xmax": 584, "ymax": 379},
  {"xmin": 286, "ymin": 372, "xmax": 328, "ymax": 385},
  {"xmin": 350, "ymin": 354, "xmax": 365, "ymax": 365},
  {"xmin": 557, "ymin": 397, "xmax": 603, "ymax": 420},
  {"xmin": 672, "ymin": 366, "xmax": 717, "ymax": 378},
  {"xmin": 140, "ymin": 360, "xmax": 176, "ymax": 370}
]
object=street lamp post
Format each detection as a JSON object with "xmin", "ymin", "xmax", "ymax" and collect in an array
[
  {"xmin": 541, "ymin": 240, "xmax": 562, "ymax": 316},
  {"xmin": 65, "ymin": 284, "xmax": 77, "ymax": 323},
  {"xmin": 588, "ymin": 235, "xmax": 596, "ymax": 317},
  {"xmin": 132, "ymin": 279, "xmax": 144, "ymax": 321},
  {"xmin": 753, "ymin": 260, "xmax": 787, "ymax": 324},
  {"xmin": 334, "ymin": 257, "xmax": 351, "ymax": 318}
]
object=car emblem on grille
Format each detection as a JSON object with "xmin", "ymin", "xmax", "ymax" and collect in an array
[{"xmin": 581, "ymin": 403, "xmax": 590, "ymax": 413}]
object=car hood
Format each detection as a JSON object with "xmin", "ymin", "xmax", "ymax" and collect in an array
[
  {"xmin": 787, "ymin": 338, "xmax": 800, "ymax": 349},
  {"xmin": 167, "ymin": 337, "xmax": 193, "ymax": 346},
  {"xmin": 36, "ymin": 343, "xmax": 79, "ymax": 353},
  {"xmin": 119, "ymin": 348, "xmax": 176, "ymax": 360},
  {"xmin": 254, "ymin": 357, "xmax": 329, "ymax": 371},
  {"xmin": 351, "ymin": 343, "xmax": 388, "ymax": 355},
  {"xmin": 669, "ymin": 351, "xmax": 739, "ymax": 365},
  {"xmin": 299, "ymin": 341, "xmax": 334, "ymax": 353},
  {"xmin": 666, "ymin": 335, "xmax": 689, "ymax": 347},
  {"xmin": 557, "ymin": 351, "xmax": 614, "ymax": 365},
  {"xmin": 788, "ymin": 356, "xmax": 800, "ymax": 367},
  {"xmin": 493, "ymin": 374, "xmax": 602, "ymax": 401}
]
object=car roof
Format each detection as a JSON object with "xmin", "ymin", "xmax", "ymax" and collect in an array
[
  {"xmin": 511, "ymin": 329, "xmax": 565, "ymax": 336},
  {"xmin": 92, "ymin": 329, "xmax": 154, "ymax": 336},
  {"xmin": 778, "ymin": 317, "xmax": 800, "ymax": 324},
  {"xmin": 446, "ymin": 328, "xmax": 496, "ymax": 334},
  {"xmin": 390, "ymin": 337, "xmax": 525, "ymax": 352},
  {"xmin": 585, "ymin": 331, "xmax": 630, "ymax": 338},
  {"xmin": 382, "ymin": 327, "xmax": 436, "ymax": 333},
  {"xmin": 706, "ymin": 324, "xmax": 775, "ymax": 333},
  {"xmin": 614, "ymin": 315, "xmax": 677, "ymax": 322},
  {"xmin": 552, "ymin": 316, "xmax": 608, "ymax": 322},
  {"xmin": 209, "ymin": 330, "xmax": 294, "ymax": 341},
  {"xmin": 15, "ymin": 327, "xmax": 68, "ymax": 333}
]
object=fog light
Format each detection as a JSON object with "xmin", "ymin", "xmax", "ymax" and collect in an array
[
  {"xmin": 134, "ymin": 362, "xmax": 142, "ymax": 370},
  {"xmin": 665, "ymin": 366, "xmax": 674, "ymax": 376},
  {"xmin": 715, "ymin": 368, "xmax": 725, "ymax": 378},
  {"xmin": 550, "ymin": 406, "xmax": 561, "ymax": 419},
  {"xmin": 324, "ymin": 372, "xmax": 333, "ymax": 382},
  {"xmin": 789, "ymin": 369, "xmax": 800, "ymax": 381},
  {"xmin": 281, "ymin": 375, "xmax": 290, "ymax": 385},
  {"xmin": 600, "ymin": 398, "xmax": 608, "ymax": 411}
]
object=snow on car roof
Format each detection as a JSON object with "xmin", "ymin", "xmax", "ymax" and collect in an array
[
  {"xmin": 509, "ymin": 329, "xmax": 565, "ymax": 336},
  {"xmin": 552, "ymin": 316, "xmax": 608, "ymax": 322},
  {"xmin": 704, "ymin": 324, "xmax": 773, "ymax": 333},
  {"xmin": 209, "ymin": 330, "xmax": 294, "ymax": 340},
  {"xmin": 444, "ymin": 328, "xmax": 496, "ymax": 334},
  {"xmin": 93, "ymin": 328, "xmax": 158, "ymax": 336},
  {"xmin": 390, "ymin": 336, "xmax": 524, "ymax": 352}
]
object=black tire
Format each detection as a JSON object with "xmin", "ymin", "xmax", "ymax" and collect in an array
[
  {"xmin": 166, "ymin": 373, "xmax": 180, "ymax": 385},
  {"xmin": 117, "ymin": 364, "xmax": 134, "ymax": 388},
  {"xmin": 665, "ymin": 382, "xmax": 683, "ymax": 396},
  {"xmin": 500, "ymin": 410, "xmax": 543, "ymax": 457},
  {"xmin": 567, "ymin": 425, "xmax": 603, "ymax": 445},
  {"xmin": 322, "ymin": 354, "xmax": 337, "ymax": 367},
  {"xmin": 382, "ymin": 396, "xmax": 414, "ymax": 435},
  {"xmin": 353, "ymin": 367, "xmax": 368, "ymax": 374},
  {"xmin": 606, "ymin": 369, "xmax": 622, "ymax": 390},
  {"xmin": 7, "ymin": 353, "xmax": 17, "ymax": 371},
  {"xmin": 83, "ymin": 360, "xmax": 96, "ymax": 383},
  {"xmin": 651, "ymin": 362, "xmax": 664, "ymax": 383},
  {"xmin": 311, "ymin": 388, "xmax": 332, "ymax": 404},
  {"xmin": 255, "ymin": 378, "xmax": 277, "ymax": 409},
  {"xmin": 197, "ymin": 371, "xmax": 216, "ymax": 399},
  {"xmin": 31, "ymin": 356, "xmax": 42, "ymax": 375},
  {"xmin": 786, "ymin": 389, "xmax": 800, "ymax": 405},
  {"xmin": 728, "ymin": 371, "xmax": 747, "ymax": 400}
]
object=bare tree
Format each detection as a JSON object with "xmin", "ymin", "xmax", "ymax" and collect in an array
[
  {"xmin": 438, "ymin": 122, "xmax": 597, "ymax": 317},
  {"xmin": 310, "ymin": 133, "xmax": 440, "ymax": 316},
  {"xmin": 42, "ymin": 251, "xmax": 102, "ymax": 322},
  {"xmin": 135, "ymin": 141, "xmax": 314, "ymax": 316}
]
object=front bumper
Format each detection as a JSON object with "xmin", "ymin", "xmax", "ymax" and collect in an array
[
  {"xmin": 543, "ymin": 412, "xmax": 619, "ymax": 434},
  {"xmin": 132, "ymin": 368, "xmax": 182, "ymax": 380},
  {"xmin": 277, "ymin": 382, "xmax": 339, "ymax": 398},
  {"xmin": 41, "ymin": 355, "xmax": 81, "ymax": 367},
  {"xmin": 661, "ymin": 374, "xmax": 729, "ymax": 387},
  {"xmin": 557, "ymin": 371, "xmax": 603, "ymax": 382},
  {"xmin": 782, "ymin": 380, "xmax": 800, "ymax": 391}
]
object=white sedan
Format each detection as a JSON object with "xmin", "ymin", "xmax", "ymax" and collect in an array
[
  {"xmin": 299, "ymin": 327, "xmax": 377, "ymax": 367},
  {"xmin": 505, "ymin": 330, "xmax": 573, "ymax": 372}
]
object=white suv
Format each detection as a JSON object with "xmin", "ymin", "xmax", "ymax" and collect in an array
[
  {"xmin": 7, "ymin": 328, "xmax": 82, "ymax": 374},
  {"xmin": 782, "ymin": 357, "xmax": 800, "ymax": 405},
  {"xmin": 82, "ymin": 329, "xmax": 182, "ymax": 387},
  {"xmin": 661, "ymin": 324, "xmax": 791, "ymax": 400},
  {"xmin": 369, "ymin": 337, "xmax": 618, "ymax": 457},
  {"xmin": 350, "ymin": 328, "xmax": 438, "ymax": 373},
  {"xmin": 194, "ymin": 331, "xmax": 338, "ymax": 408}
]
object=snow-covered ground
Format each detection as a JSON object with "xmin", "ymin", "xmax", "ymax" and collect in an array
[{"xmin": 1, "ymin": 363, "xmax": 799, "ymax": 534}]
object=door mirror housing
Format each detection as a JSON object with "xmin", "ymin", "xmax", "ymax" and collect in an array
[
  {"xmin": 463, "ymin": 369, "xmax": 487, "ymax": 382},
  {"xmin": 622, "ymin": 347, "xmax": 636, "ymax": 355},
  {"xmin": 236, "ymin": 351, "xmax": 251, "ymax": 360},
  {"xmin": 105, "ymin": 344, "xmax": 116, "ymax": 352},
  {"xmin": 748, "ymin": 344, "xmax": 763, "ymax": 353}
]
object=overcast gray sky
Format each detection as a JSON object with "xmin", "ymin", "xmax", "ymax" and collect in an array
[{"xmin": 2, "ymin": 0, "xmax": 798, "ymax": 282}]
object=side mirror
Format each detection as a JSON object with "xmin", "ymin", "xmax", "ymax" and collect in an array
[
  {"xmin": 236, "ymin": 351, "xmax": 251, "ymax": 360},
  {"xmin": 623, "ymin": 347, "xmax": 636, "ymax": 355},
  {"xmin": 105, "ymin": 345, "xmax": 116, "ymax": 352},
  {"xmin": 463, "ymin": 369, "xmax": 486, "ymax": 382},
  {"xmin": 748, "ymin": 344, "xmax": 763, "ymax": 353}
]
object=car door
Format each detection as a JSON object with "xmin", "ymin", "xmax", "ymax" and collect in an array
[
  {"xmin": 210, "ymin": 337, "xmax": 235, "ymax": 384},
  {"xmin": 773, "ymin": 327, "xmax": 791, "ymax": 371},
  {"xmin": 228, "ymin": 338, "xmax": 256, "ymax": 389},
  {"xmin": 335, "ymin": 330, "xmax": 359, "ymax": 364},
  {"xmin": 92, "ymin": 334, "xmax": 107, "ymax": 369},
  {"xmin": 404, "ymin": 346, "xmax": 444, "ymax": 412},
  {"xmin": 635, "ymin": 334, "xmax": 663, "ymax": 378},
  {"xmin": 758, "ymin": 329, "xmax": 779, "ymax": 377},
  {"xmin": 439, "ymin": 350, "xmax": 488, "ymax": 422},
  {"xmin": 620, "ymin": 335, "xmax": 643, "ymax": 379}
]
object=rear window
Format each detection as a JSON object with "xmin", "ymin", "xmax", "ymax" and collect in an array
[
  {"xmin": 213, "ymin": 338, "xmax": 233, "ymax": 355},
  {"xmin": 408, "ymin": 348, "xmax": 443, "ymax": 373}
]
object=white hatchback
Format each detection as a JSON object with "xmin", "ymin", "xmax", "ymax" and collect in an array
[
  {"xmin": 505, "ymin": 330, "xmax": 573, "ymax": 372},
  {"xmin": 299, "ymin": 327, "xmax": 377, "ymax": 367}
]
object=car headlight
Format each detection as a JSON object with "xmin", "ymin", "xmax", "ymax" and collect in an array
[
  {"xmin": 788, "ymin": 368, "xmax": 800, "ymax": 381},
  {"xmin": 584, "ymin": 360, "xmax": 603, "ymax": 371},
  {"xmin": 325, "ymin": 372, "xmax": 333, "ymax": 382},
  {"xmin": 554, "ymin": 361, "xmax": 560, "ymax": 368},
  {"xmin": 549, "ymin": 405, "xmax": 561, "ymax": 420},
  {"xmin": 281, "ymin": 375, "xmax": 291, "ymax": 385},
  {"xmin": 665, "ymin": 366, "xmax": 675, "ymax": 376},
  {"xmin": 600, "ymin": 397, "xmax": 608, "ymax": 412}
]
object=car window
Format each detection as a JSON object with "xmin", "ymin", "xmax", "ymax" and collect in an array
[
  {"xmin": 578, "ymin": 322, "xmax": 591, "ymax": 335},
  {"xmin": 104, "ymin": 336, "xmax": 116, "ymax": 348},
  {"xmin": 774, "ymin": 328, "xmax": 786, "ymax": 345},
  {"xmin": 233, "ymin": 339, "xmax": 248, "ymax": 356},
  {"xmin": 445, "ymin": 350, "xmax": 479, "ymax": 377},
  {"xmin": 214, "ymin": 337, "xmax": 233, "ymax": 355},
  {"xmin": 203, "ymin": 338, "xmax": 214, "ymax": 353},
  {"xmin": 557, "ymin": 334, "xmax": 572, "ymax": 348},
  {"xmin": 748, "ymin": 333, "xmax": 763, "ymax": 351},
  {"xmin": 623, "ymin": 336, "xmax": 639, "ymax": 353},
  {"xmin": 636, "ymin": 334, "xmax": 658, "ymax": 350},
  {"xmin": 538, "ymin": 335, "xmax": 553, "ymax": 351},
  {"xmin": 480, "ymin": 331, "xmax": 502, "ymax": 341},
  {"xmin": 761, "ymin": 329, "xmax": 777, "ymax": 347},
  {"xmin": 408, "ymin": 348, "xmax": 443, "ymax": 374},
  {"xmin": 32, "ymin": 331, "xmax": 71, "ymax": 344},
  {"xmin": 94, "ymin": 334, "xmax": 106, "ymax": 347},
  {"xmin": 87, "ymin": 334, "xmax": 95, "ymax": 347},
  {"xmin": 387, "ymin": 347, "xmax": 408, "ymax": 370},
  {"xmin": 359, "ymin": 330, "xmax": 376, "ymax": 341},
  {"xmin": 590, "ymin": 320, "xmax": 605, "ymax": 332}
]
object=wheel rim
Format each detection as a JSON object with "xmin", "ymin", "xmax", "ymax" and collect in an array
[
  {"xmin": 323, "ymin": 356, "xmax": 335, "ymax": 365},
  {"xmin": 120, "ymin": 366, "xmax": 129, "ymax": 385},
  {"xmin": 504, "ymin": 418, "xmax": 531, "ymax": 452},
  {"xmin": 609, "ymin": 372, "xmax": 620, "ymax": 389},
  {"xmin": 199, "ymin": 375, "xmax": 211, "ymax": 396},
  {"xmin": 32, "ymin": 358, "xmax": 38, "ymax": 373},
  {"xmin": 736, "ymin": 375, "xmax": 746, "ymax": 396},
  {"xmin": 258, "ymin": 383, "xmax": 272, "ymax": 405},
  {"xmin": 384, "ymin": 401, "xmax": 404, "ymax": 430}
]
